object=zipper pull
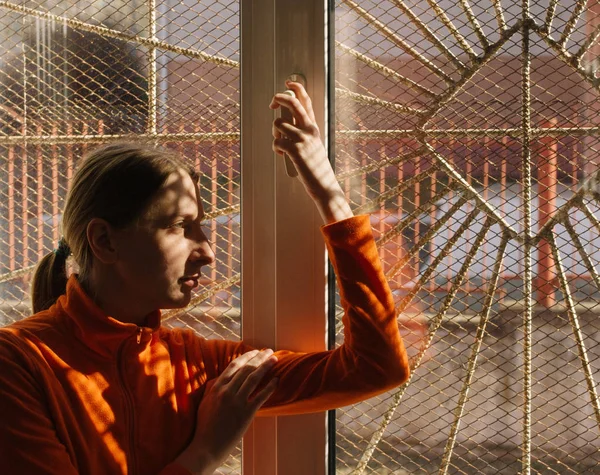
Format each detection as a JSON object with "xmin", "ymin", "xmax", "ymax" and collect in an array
[{"xmin": 136, "ymin": 327, "xmax": 143, "ymax": 344}]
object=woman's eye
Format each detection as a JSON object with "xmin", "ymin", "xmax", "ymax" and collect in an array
[{"xmin": 170, "ymin": 221, "xmax": 186, "ymax": 229}]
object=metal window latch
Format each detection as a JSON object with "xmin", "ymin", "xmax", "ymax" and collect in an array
[{"xmin": 280, "ymin": 73, "xmax": 306, "ymax": 178}]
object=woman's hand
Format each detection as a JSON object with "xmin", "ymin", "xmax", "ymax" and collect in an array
[
  {"xmin": 270, "ymin": 81, "xmax": 353, "ymax": 224},
  {"xmin": 175, "ymin": 349, "xmax": 278, "ymax": 474}
]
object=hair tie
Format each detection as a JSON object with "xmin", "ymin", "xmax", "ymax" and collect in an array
[{"xmin": 54, "ymin": 238, "xmax": 71, "ymax": 260}]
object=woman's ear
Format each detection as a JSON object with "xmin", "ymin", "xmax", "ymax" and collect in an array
[{"xmin": 86, "ymin": 218, "xmax": 118, "ymax": 264}]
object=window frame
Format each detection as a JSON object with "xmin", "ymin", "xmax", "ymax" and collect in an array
[{"xmin": 240, "ymin": 0, "xmax": 330, "ymax": 474}]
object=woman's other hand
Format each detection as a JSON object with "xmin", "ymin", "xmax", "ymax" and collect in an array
[{"xmin": 175, "ymin": 349, "xmax": 278, "ymax": 474}]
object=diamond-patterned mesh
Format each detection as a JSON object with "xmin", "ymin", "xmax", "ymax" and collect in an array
[
  {"xmin": 0, "ymin": 1, "xmax": 241, "ymax": 473},
  {"xmin": 335, "ymin": 0, "xmax": 600, "ymax": 473},
  {"xmin": 4, "ymin": 0, "xmax": 600, "ymax": 473}
]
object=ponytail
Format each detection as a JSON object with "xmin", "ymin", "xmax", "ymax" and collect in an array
[{"xmin": 31, "ymin": 239, "xmax": 70, "ymax": 313}]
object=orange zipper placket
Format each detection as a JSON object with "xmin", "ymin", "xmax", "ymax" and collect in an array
[{"xmin": 117, "ymin": 330, "xmax": 141, "ymax": 475}]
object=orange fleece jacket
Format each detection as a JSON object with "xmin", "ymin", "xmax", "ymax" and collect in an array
[{"xmin": 0, "ymin": 215, "xmax": 409, "ymax": 475}]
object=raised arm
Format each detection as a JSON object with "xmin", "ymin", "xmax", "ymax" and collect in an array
[{"xmin": 198, "ymin": 83, "xmax": 409, "ymax": 415}]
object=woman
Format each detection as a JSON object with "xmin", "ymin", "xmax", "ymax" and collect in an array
[{"xmin": 0, "ymin": 82, "xmax": 409, "ymax": 474}]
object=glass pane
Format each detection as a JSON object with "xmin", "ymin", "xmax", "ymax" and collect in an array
[
  {"xmin": 334, "ymin": 0, "xmax": 600, "ymax": 473},
  {"xmin": 0, "ymin": 1, "xmax": 241, "ymax": 472}
]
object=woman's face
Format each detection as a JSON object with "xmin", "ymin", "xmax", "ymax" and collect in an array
[{"xmin": 112, "ymin": 168, "xmax": 215, "ymax": 311}]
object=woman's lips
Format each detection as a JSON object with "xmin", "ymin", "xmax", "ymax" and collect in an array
[{"xmin": 180, "ymin": 276, "xmax": 199, "ymax": 288}]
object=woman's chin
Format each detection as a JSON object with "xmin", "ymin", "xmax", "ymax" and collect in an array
[{"xmin": 160, "ymin": 292, "xmax": 192, "ymax": 310}]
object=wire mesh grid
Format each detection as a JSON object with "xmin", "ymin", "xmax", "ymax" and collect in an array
[
  {"xmin": 0, "ymin": 1, "xmax": 241, "ymax": 473},
  {"xmin": 335, "ymin": 0, "xmax": 600, "ymax": 473},
  {"xmin": 3, "ymin": 0, "xmax": 600, "ymax": 473}
]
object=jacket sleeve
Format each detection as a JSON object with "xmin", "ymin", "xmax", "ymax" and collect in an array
[
  {"xmin": 0, "ymin": 336, "xmax": 79, "ymax": 474},
  {"xmin": 198, "ymin": 215, "xmax": 410, "ymax": 416}
]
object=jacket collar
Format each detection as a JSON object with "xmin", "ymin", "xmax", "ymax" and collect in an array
[{"xmin": 55, "ymin": 275, "xmax": 161, "ymax": 358}]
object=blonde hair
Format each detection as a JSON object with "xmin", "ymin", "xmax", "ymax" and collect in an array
[{"xmin": 31, "ymin": 142, "xmax": 197, "ymax": 313}]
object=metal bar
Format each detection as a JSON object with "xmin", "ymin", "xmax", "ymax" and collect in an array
[
  {"xmin": 574, "ymin": 21, "xmax": 600, "ymax": 64},
  {"xmin": 8, "ymin": 147, "xmax": 15, "ymax": 271},
  {"xmin": 0, "ymin": 1, "xmax": 239, "ymax": 68},
  {"xmin": 81, "ymin": 122, "xmax": 89, "ymax": 155},
  {"xmin": 564, "ymin": 217, "xmax": 600, "ymax": 291},
  {"xmin": 535, "ymin": 119, "xmax": 557, "ymax": 307},
  {"xmin": 378, "ymin": 150, "xmax": 386, "ymax": 268},
  {"xmin": 148, "ymin": 0, "xmax": 157, "ymax": 135},
  {"xmin": 8, "ymin": 125, "xmax": 600, "ymax": 146},
  {"xmin": 413, "ymin": 154, "xmax": 422, "ymax": 278},
  {"xmin": 531, "ymin": 23, "xmax": 600, "ymax": 89},
  {"xmin": 0, "ymin": 265, "xmax": 37, "ymax": 285},
  {"xmin": 377, "ymin": 183, "xmax": 460, "ymax": 246},
  {"xmin": 36, "ymin": 125, "xmax": 43, "ymax": 260},
  {"xmin": 421, "ymin": 141, "xmax": 520, "ymax": 240},
  {"xmin": 395, "ymin": 208, "xmax": 480, "ymax": 309},
  {"xmin": 491, "ymin": 0, "xmax": 507, "ymax": 32},
  {"xmin": 339, "ymin": 126, "xmax": 600, "ymax": 138},
  {"xmin": 357, "ymin": 215, "xmax": 492, "ymax": 475},
  {"xmin": 439, "ymin": 233, "xmax": 509, "ymax": 475},
  {"xmin": 21, "ymin": 139, "xmax": 28, "ymax": 269},
  {"xmin": 66, "ymin": 123, "xmax": 73, "ymax": 183},
  {"xmin": 51, "ymin": 125, "xmax": 59, "ymax": 245},
  {"xmin": 425, "ymin": 0, "xmax": 477, "ymax": 59},
  {"xmin": 423, "ymin": 20, "xmax": 523, "ymax": 129},
  {"xmin": 355, "ymin": 165, "xmax": 440, "ymax": 215},
  {"xmin": 0, "ymin": 131, "xmax": 239, "ymax": 146},
  {"xmin": 335, "ymin": 87, "xmax": 427, "ymax": 116},
  {"xmin": 335, "ymin": 42, "xmax": 437, "ymax": 98},
  {"xmin": 211, "ymin": 126, "xmax": 219, "ymax": 306},
  {"xmin": 396, "ymin": 150, "xmax": 409, "ymax": 282},
  {"xmin": 342, "ymin": 0, "xmax": 455, "ymax": 84},
  {"xmin": 482, "ymin": 139, "xmax": 490, "ymax": 275},
  {"xmin": 335, "ymin": 146, "xmax": 426, "ymax": 180},
  {"xmin": 459, "ymin": 0, "xmax": 490, "ymax": 50},
  {"xmin": 390, "ymin": 0, "xmax": 467, "ymax": 71},
  {"xmin": 544, "ymin": 0, "xmax": 560, "ymax": 35},
  {"xmin": 547, "ymin": 230, "xmax": 600, "ymax": 433},
  {"xmin": 227, "ymin": 124, "xmax": 235, "ymax": 308},
  {"xmin": 579, "ymin": 200, "xmax": 600, "ymax": 236},
  {"xmin": 386, "ymin": 195, "xmax": 470, "ymax": 279},
  {"xmin": 559, "ymin": 0, "xmax": 588, "ymax": 47},
  {"xmin": 534, "ymin": 194, "xmax": 583, "ymax": 244},
  {"xmin": 521, "ymin": 11, "xmax": 532, "ymax": 474}
]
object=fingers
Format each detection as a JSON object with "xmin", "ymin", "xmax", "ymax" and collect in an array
[
  {"xmin": 223, "ymin": 349, "xmax": 276, "ymax": 394},
  {"xmin": 284, "ymin": 81, "xmax": 316, "ymax": 123},
  {"xmin": 273, "ymin": 118, "xmax": 302, "ymax": 142},
  {"xmin": 272, "ymin": 138, "xmax": 295, "ymax": 157},
  {"xmin": 250, "ymin": 377, "xmax": 278, "ymax": 411},
  {"xmin": 270, "ymin": 92, "xmax": 311, "ymax": 130},
  {"xmin": 216, "ymin": 349, "xmax": 261, "ymax": 387},
  {"xmin": 237, "ymin": 353, "xmax": 278, "ymax": 399}
]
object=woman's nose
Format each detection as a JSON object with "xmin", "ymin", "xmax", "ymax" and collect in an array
[
  {"xmin": 199, "ymin": 240, "xmax": 216, "ymax": 265},
  {"xmin": 191, "ymin": 228, "xmax": 215, "ymax": 265}
]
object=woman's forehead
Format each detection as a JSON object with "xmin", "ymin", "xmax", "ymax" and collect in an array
[{"xmin": 145, "ymin": 170, "xmax": 202, "ymax": 221}]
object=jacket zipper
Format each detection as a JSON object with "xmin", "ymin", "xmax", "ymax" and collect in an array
[{"xmin": 118, "ymin": 329, "xmax": 141, "ymax": 475}]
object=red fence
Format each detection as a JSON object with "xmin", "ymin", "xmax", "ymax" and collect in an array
[{"xmin": 1, "ymin": 119, "xmax": 590, "ymax": 308}]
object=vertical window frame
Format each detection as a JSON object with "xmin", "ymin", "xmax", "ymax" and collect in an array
[{"xmin": 240, "ymin": 0, "xmax": 329, "ymax": 474}]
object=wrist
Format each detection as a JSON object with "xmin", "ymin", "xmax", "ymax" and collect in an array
[{"xmin": 313, "ymin": 188, "xmax": 353, "ymax": 224}]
